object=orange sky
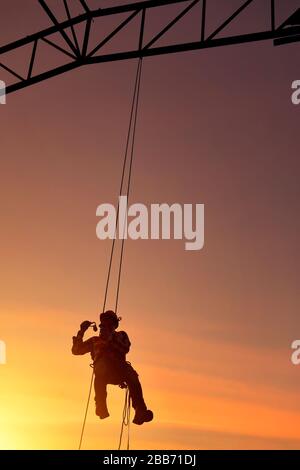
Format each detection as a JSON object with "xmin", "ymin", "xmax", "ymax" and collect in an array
[
  {"xmin": 1, "ymin": 308, "xmax": 300, "ymax": 449},
  {"xmin": 1, "ymin": 0, "xmax": 300, "ymax": 450}
]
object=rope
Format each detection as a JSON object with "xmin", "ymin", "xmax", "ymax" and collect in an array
[
  {"xmin": 103, "ymin": 58, "xmax": 143, "ymax": 314},
  {"xmin": 78, "ymin": 365, "xmax": 94, "ymax": 450},
  {"xmin": 118, "ymin": 388, "xmax": 131, "ymax": 450},
  {"xmin": 78, "ymin": 58, "xmax": 143, "ymax": 450},
  {"xmin": 115, "ymin": 60, "xmax": 142, "ymax": 449},
  {"xmin": 115, "ymin": 58, "xmax": 143, "ymax": 314}
]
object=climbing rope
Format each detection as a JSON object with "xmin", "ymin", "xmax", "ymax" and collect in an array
[
  {"xmin": 103, "ymin": 57, "xmax": 143, "ymax": 315},
  {"xmin": 118, "ymin": 386, "xmax": 131, "ymax": 450},
  {"xmin": 115, "ymin": 58, "xmax": 143, "ymax": 314},
  {"xmin": 78, "ymin": 58, "xmax": 143, "ymax": 450},
  {"xmin": 78, "ymin": 364, "xmax": 94, "ymax": 450}
]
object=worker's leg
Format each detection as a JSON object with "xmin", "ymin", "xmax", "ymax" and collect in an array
[
  {"xmin": 122, "ymin": 363, "xmax": 153, "ymax": 425},
  {"xmin": 122, "ymin": 364, "xmax": 146, "ymax": 410},
  {"xmin": 94, "ymin": 374, "xmax": 109, "ymax": 419}
]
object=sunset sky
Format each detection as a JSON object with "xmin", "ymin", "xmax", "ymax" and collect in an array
[{"xmin": 1, "ymin": 0, "xmax": 300, "ymax": 450}]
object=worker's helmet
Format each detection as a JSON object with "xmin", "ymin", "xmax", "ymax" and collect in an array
[{"xmin": 99, "ymin": 310, "xmax": 121, "ymax": 329}]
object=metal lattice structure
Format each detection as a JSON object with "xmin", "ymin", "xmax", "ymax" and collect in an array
[{"xmin": 1, "ymin": 0, "xmax": 300, "ymax": 95}]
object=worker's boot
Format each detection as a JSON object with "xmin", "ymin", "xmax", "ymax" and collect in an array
[
  {"xmin": 133, "ymin": 407, "xmax": 153, "ymax": 425},
  {"xmin": 96, "ymin": 402, "xmax": 109, "ymax": 419}
]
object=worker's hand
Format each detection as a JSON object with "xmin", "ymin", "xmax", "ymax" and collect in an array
[{"xmin": 80, "ymin": 320, "xmax": 92, "ymax": 332}]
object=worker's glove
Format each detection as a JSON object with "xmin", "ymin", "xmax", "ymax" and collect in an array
[{"xmin": 80, "ymin": 320, "xmax": 93, "ymax": 332}]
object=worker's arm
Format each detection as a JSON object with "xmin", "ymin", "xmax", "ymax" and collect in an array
[{"xmin": 71, "ymin": 321, "xmax": 94, "ymax": 355}]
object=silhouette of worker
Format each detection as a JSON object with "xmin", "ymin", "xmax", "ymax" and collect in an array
[{"xmin": 72, "ymin": 310, "xmax": 153, "ymax": 425}]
